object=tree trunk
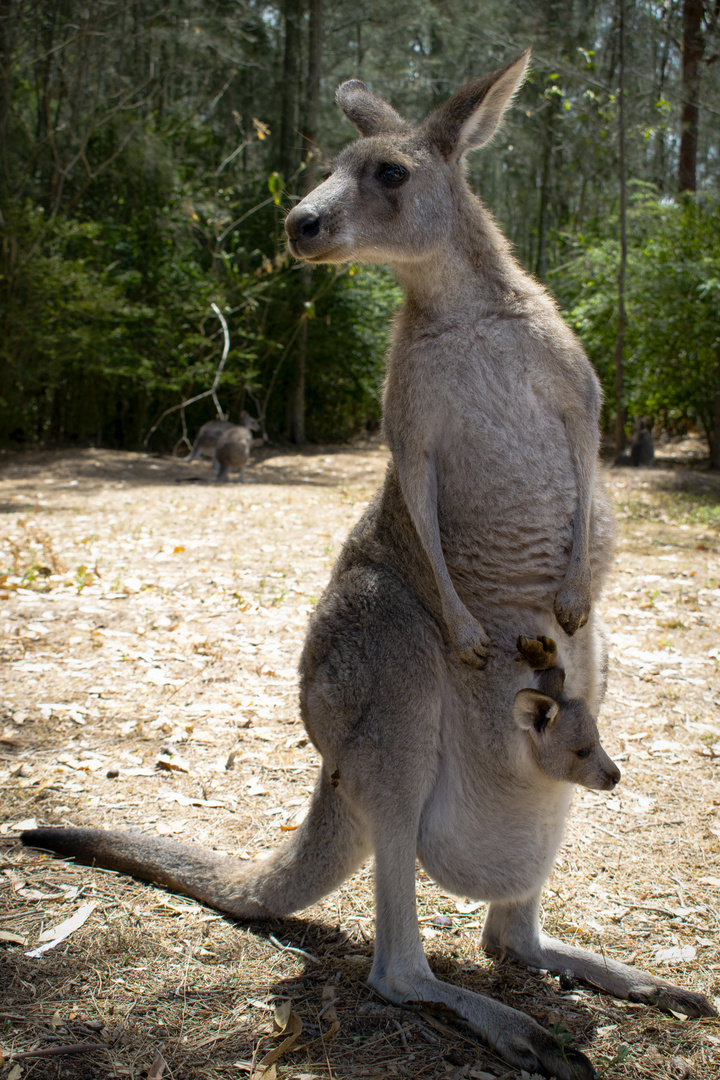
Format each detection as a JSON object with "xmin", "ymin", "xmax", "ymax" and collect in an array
[
  {"xmin": 278, "ymin": 0, "xmax": 302, "ymax": 183},
  {"xmin": 678, "ymin": 0, "xmax": 704, "ymax": 192},
  {"xmin": 712, "ymin": 341, "xmax": 720, "ymax": 469},
  {"xmin": 613, "ymin": 0, "xmax": 628, "ymax": 455},
  {"xmin": 289, "ymin": 0, "xmax": 323, "ymax": 446}
]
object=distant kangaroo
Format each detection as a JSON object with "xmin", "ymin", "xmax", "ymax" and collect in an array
[
  {"xmin": 186, "ymin": 418, "xmax": 234, "ymax": 462},
  {"xmin": 22, "ymin": 51, "xmax": 714, "ymax": 1079},
  {"xmin": 214, "ymin": 412, "xmax": 261, "ymax": 482}
]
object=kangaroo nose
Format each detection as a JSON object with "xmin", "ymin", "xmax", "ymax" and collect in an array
[
  {"xmin": 286, "ymin": 210, "xmax": 321, "ymax": 242},
  {"xmin": 297, "ymin": 214, "xmax": 320, "ymax": 238},
  {"xmin": 606, "ymin": 764, "xmax": 621, "ymax": 789}
]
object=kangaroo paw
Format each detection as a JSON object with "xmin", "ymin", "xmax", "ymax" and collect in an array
[
  {"xmin": 452, "ymin": 616, "xmax": 490, "ymax": 668},
  {"xmin": 553, "ymin": 575, "xmax": 591, "ymax": 636}
]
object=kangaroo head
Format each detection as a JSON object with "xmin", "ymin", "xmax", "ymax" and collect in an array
[
  {"xmin": 239, "ymin": 411, "xmax": 261, "ymax": 431},
  {"xmin": 285, "ymin": 50, "xmax": 530, "ymax": 266},
  {"xmin": 513, "ymin": 689, "xmax": 621, "ymax": 791}
]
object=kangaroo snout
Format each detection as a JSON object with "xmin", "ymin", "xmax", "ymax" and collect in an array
[
  {"xmin": 286, "ymin": 205, "xmax": 324, "ymax": 257},
  {"xmin": 599, "ymin": 758, "xmax": 622, "ymax": 791}
]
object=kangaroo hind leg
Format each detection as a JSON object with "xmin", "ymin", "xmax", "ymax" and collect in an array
[{"xmin": 482, "ymin": 893, "xmax": 716, "ymax": 1019}]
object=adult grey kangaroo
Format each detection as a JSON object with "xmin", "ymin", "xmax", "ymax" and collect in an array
[{"xmin": 22, "ymin": 51, "xmax": 714, "ymax": 1078}]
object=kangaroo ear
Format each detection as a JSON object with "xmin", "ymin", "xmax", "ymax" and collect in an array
[
  {"xmin": 424, "ymin": 49, "xmax": 530, "ymax": 161},
  {"xmin": 513, "ymin": 689, "xmax": 559, "ymax": 735},
  {"xmin": 336, "ymin": 80, "xmax": 408, "ymax": 136}
]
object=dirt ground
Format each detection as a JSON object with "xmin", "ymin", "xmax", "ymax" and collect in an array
[{"xmin": 1, "ymin": 436, "xmax": 719, "ymax": 1080}]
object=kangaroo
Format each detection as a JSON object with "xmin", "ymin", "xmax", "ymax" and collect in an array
[
  {"xmin": 630, "ymin": 417, "xmax": 655, "ymax": 467},
  {"xmin": 213, "ymin": 412, "xmax": 261, "ymax": 482},
  {"xmin": 614, "ymin": 417, "xmax": 655, "ymax": 467},
  {"xmin": 514, "ymin": 634, "xmax": 621, "ymax": 791},
  {"xmin": 22, "ymin": 53, "xmax": 714, "ymax": 1079},
  {"xmin": 186, "ymin": 418, "xmax": 234, "ymax": 463}
]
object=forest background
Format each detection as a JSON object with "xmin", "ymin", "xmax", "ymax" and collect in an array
[{"xmin": 1, "ymin": 0, "xmax": 719, "ymax": 459}]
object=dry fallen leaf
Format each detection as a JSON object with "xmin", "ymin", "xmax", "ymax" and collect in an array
[
  {"xmin": 26, "ymin": 901, "xmax": 97, "ymax": 958},
  {"xmin": 0, "ymin": 931, "xmax": 26, "ymax": 945},
  {"xmin": 256, "ymin": 1000, "xmax": 303, "ymax": 1070},
  {"xmin": 320, "ymin": 982, "xmax": 340, "ymax": 1039},
  {"xmin": 146, "ymin": 1051, "xmax": 167, "ymax": 1079}
]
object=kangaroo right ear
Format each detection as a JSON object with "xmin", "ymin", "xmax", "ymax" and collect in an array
[
  {"xmin": 424, "ymin": 49, "xmax": 530, "ymax": 161},
  {"xmin": 336, "ymin": 80, "xmax": 408, "ymax": 136},
  {"xmin": 513, "ymin": 689, "xmax": 559, "ymax": 734}
]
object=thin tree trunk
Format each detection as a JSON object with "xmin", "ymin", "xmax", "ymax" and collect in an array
[
  {"xmin": 678, "ymin": 0, "xmax": 704, "ymax": 192},
  {"xmin": 613, "ymin": 0, "xmax": 628, "ymax": 455},
  {"xmin": 278, "ymin": 0, "xmax": 302, "ymax": 183},
  {"xmin": 289, "ymin": 0, "xmax": 323, "ymax": 446},
  {"xmin": 712, "ymin": 342, "xmax": 720, "ymax": 468}
]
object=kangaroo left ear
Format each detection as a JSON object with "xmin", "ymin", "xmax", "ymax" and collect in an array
[
  {"xmin": 424, "ymin": 49, "xmax": 530, "ymax": 162},
  {"xmin": 513, "ymin": 688, "xmax": 559, "ymax": 735},
  {"xmin": 336, "ymin": 80, "xmax": 408, "ymax": 136}
]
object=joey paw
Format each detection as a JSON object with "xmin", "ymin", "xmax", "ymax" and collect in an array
[{"xmin": 553, "ymin": 577, "xmax": 591, "ymax": 636}]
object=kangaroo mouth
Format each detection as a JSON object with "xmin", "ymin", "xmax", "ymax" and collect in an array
[{"xmin": 287, "ymin": 237, "xmax": 347, "ymax": 264}]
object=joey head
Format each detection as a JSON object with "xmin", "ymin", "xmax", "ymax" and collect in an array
[
  {"xmin": 514, "ymin": 632, "xmax": 620, "ymax": 790},
  {"xmin": 513, "ymin": 688, "xmax": 621, "ymax": 791}
]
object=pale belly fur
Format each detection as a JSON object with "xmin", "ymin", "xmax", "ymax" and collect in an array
[{"xmin": 417, "ymin": 743, "xmax": 573, "ymax": 903}]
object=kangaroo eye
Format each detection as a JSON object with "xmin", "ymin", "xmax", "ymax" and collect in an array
[
  {"xmin": 378, "ymin": 163, "xmax": 408, "ymax": 185},
  {"xmin": 575, "ymin": 748, "xmax": 592, "ymax": 759}
]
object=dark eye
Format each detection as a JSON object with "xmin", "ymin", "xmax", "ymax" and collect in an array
[
  {"xmin": 575, "ymin": 748, "xmax": 592, "ymax": 759},
  {"xmin": 378, "ymin": 163, "xmax": 408, "ymax": 185},
  {"xmin": 321, "ymin": 171, "xmax": 333, "ymax": 182}
]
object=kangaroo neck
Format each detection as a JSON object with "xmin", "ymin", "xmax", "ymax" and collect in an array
[{"xmin": 390, "ymin": 194, "xmax": 531, "ymax": 321}]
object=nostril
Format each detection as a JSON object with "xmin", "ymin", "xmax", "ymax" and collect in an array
[{"xmin": 298, "ymin": 214, "xmax": 320, "ymax": 239}]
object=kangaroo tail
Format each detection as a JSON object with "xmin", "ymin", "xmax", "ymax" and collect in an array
[{"xmin": 21, "ymin": 769, "xmax": 370, "ymax": 919}]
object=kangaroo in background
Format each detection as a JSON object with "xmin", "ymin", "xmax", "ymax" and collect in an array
[
  {"xmin": 22, "ymin": 52, "xmax": 714, "ymax": 1079},
  {"xmin": 186, "ymin": 418, "xmax": 234, "ymax": 462},
  {"xmin": 214, "ymin": 413, "xmax": 261, "ymax": 482},
  {"xmin": 614, "ymin": 417, "xmax": 655, "ymax": 467}
]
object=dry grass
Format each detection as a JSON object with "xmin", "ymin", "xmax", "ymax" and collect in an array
[{"xmin": 0, "ymin": 437, "xmax": 718, "ymax": 1080}]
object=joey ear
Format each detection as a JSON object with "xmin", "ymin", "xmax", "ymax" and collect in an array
[
  {"xmin": 424, "ymin": 49, "xmax": 530, "ymax": 161},
  {"xmin": 336, "ymin": 80, "xmax": 408, "ymax": 136},
  {"xmin": 513, "ymin": 689, "xmax": 559, "ymax": 735}
]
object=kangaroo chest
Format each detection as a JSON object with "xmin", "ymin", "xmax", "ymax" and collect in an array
[{"xmin": 384, "ymin": 329, "xmax": 580, "ymax": 607}]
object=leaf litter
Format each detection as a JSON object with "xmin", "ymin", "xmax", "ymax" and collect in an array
[{"xmin": 0, "ymin": 437, "xmax": 718, "ymax": 1078}]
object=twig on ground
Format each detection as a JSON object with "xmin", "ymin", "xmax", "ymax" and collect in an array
[
  {"xmin": 268, "ymin": 932, "xmax": 320, "ymax": 964},
  {"xmin": 6, "ymin": 1042, "xmax": 104, "ymax": 1061}
]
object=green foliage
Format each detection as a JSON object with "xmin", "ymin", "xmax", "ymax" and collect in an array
[
  {"xmin": 1, "ymin": 0, "xmax": 719, "ymax": 449},
  {"xmin": 552, "ymin": 190, "xmax": 720, "ymax": 445}
]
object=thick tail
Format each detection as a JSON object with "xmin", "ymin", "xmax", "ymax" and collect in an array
[{"xmin": 21, "ymin": 769, "xmax": 370, "ymax": 919}]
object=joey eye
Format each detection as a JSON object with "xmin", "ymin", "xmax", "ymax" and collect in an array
[
  {"xmin": 378, "ymin": 163, "xmax": 408, "ymax": 185},
  {"xmin": 321, "ymin": 171, "xmax": 333, "ymax": 182},
  {"xmin": 575, "ymin": 748, "xmax": 592, "ymax": 759}
]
